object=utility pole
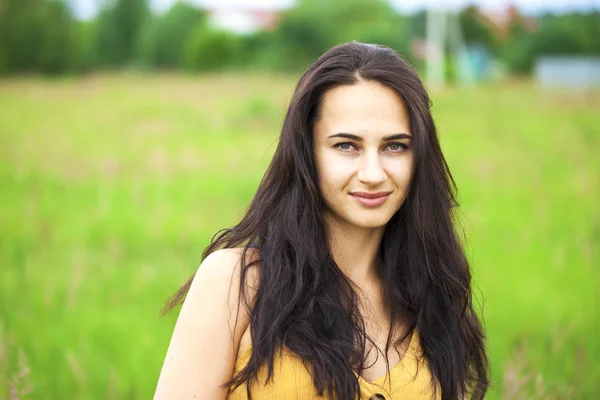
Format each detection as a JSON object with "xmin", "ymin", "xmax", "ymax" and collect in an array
[
  {"xmin": 426, "ymin": 7, "xmax": 446, "ymax": 87},
  {"xmin": 426, "ymin": 6, "xmax": 473, "ymax": 87}
]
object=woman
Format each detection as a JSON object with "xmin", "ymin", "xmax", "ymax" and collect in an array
[{"xmin": 154, "ymin": 42, "xmax": 489, "ymax": 400}]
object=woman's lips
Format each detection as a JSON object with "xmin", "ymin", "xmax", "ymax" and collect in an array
[{"xmin": 349, "ymin": 192, "xmax": 391, "ymax": 207}]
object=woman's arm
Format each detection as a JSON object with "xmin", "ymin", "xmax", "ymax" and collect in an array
[{"xmin": 154, "ymin": 248, "xmax": 256, "ymax": 400}]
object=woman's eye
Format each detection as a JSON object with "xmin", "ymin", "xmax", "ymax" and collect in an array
[
  {"xmin": 387, "ymin": 143, "xmax": 406, "ymax": 152},
  {"xmin": 335, "ymin": 142, "xmax": 355, "ymax": 151}
]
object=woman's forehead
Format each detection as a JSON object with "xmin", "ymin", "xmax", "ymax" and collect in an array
[{"xmin": 315, "ymin": 81, "xmax": 411, "ymax": 139}]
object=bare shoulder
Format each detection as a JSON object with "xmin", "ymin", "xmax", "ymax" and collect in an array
[
  {"xmin": 196, "ymin": 247, "xmax": 260, "ymax": 281},
  {"xmin": 154, "ymin": 247, "xmax": 261, "ymax": 400},
  {"xmin": 191, "ymin": 247, "xmax": 261, "ymax": 304},
  {"xmin": 190, "ymin": 246, "xmax": 261, "ymax": 316}
]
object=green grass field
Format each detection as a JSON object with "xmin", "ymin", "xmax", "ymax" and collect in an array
[{"xmin": 0, "ymin": 73, "xmax": 598, "ymax": 399}]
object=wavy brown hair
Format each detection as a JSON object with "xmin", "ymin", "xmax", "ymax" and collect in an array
[{"xmin": 165, "ymin": 42, "xmax": 489, "ymax": 400}]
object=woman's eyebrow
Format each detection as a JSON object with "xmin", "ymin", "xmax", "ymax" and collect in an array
[{"xmin": 327, "ymin": 133, "xmax": 412, "ymax": 141}]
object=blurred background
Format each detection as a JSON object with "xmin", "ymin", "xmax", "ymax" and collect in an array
[{"xmin": 0, "ymin": 0, "xmax": 598, "ymax": 399}]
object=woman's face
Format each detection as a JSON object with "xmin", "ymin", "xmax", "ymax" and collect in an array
[{"xmin": 313, "ymin": 80, "xmax": 413, "ymax": 230}]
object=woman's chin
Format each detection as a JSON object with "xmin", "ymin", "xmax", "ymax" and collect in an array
[{"xmin": 346, "ymin": 216, "xmax": 391, "ymax": 230}]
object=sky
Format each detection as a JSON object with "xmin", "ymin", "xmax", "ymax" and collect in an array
[{"xmin": 70, "ymin": 0, "xmax": 600, "ymax": 20}]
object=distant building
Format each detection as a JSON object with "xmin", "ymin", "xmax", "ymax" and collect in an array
[
  {"xmin": 479, "ymin": 4, "xmax": 538, "ymax": 39},
  {"xmin": 205, "ymin": 7, "xmax": 282, "ymax": 34},
  {"xmin": 535, "ymin": 56, "xmax": 600, "ymax": 88},
  {"xmin": 466, "ymin": 43, "xmax": 493, "ymax": 80}
]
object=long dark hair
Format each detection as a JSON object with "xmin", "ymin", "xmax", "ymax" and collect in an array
[{"xmin": 165, "ymin": 42, "xmax": 489, "ymax": 400}]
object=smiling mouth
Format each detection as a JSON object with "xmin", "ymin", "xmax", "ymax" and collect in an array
[{"xmin": 349, "ymin": 192, "xmax": 392, "ymax": 207}]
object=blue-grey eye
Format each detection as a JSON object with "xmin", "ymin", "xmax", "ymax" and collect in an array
[
  {"xmin": 336, "ymin": 142, "xmax": 354, "ymax": 151},
  {"xmin": 389, "ymin": 143, "xmax": 402, "ymax": 151}
]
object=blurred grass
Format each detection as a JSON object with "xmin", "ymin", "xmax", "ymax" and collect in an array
[{"xmin": 0, "ymin": 73, "xmax": 598, "ymax": 399}]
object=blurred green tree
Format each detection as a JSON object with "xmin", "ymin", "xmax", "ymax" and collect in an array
[
  {"xmin": 68, "ymin": 19, "xmax": 97, "ymax": 72},
  {"xmin": 0, "ymin": 0, "xmax": 76, "ymax": 74},
  {"xmin": 140, "ymin": 2, "xmax": 207, "ymax": 68},
  {"xmin": 503, "ymin": 12, "xmax": 600, "ymax": 74},
  {"xmin": 36, "ymin": 0, "xmax": 75, "ymax": 74},
  {"xmin": 408, "ymin": 9, "xmax": 427, "ymax": 39},
  {"xmin": 0, "ymin": 0, "xmax": 41, "ymax": 73},
  {"xmin": 182, "ymin": 25, "xmax": 242, "ymax": 71},
  {"xmin": 92, "ymin": 0, "xmax": 150, "ymax": 66},
  {"xmin": 459, "ymin": 5, "xmax": 500, "ymax": 55},
  {"xmin": 255, "ymin": 0, "xmax": 410, "ymax": 71}
]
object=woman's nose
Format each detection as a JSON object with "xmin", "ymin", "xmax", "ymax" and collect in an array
[{"xmin": 357, "ymin": 152, "xmax": 386, "ymax": 184}]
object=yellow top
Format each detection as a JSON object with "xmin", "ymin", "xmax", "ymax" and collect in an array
[{"xmin": 227, "ymin": 330, "xmax": 441, "ymax": 400}]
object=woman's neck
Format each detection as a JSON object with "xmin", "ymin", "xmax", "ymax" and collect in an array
[{"xmin": 323, "ymin": 211, "xmax": 385, "ymax": 285}]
